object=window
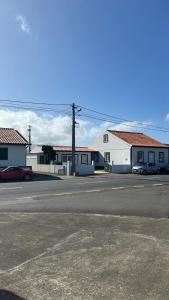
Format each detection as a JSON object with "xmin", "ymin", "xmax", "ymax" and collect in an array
[
  {"xmin": 159, "ymin": 152, "xmax": 165, "ymax": 163},
  {"xmin": 104, "ymin": 152, "xmax": 110, "ymax": 163},
  {"xmin": 39, "ymin": 155, "xmax": 44, "ymax": 164},
  {"xmin": 0, "ymin": 148, "xmax": 8, "ymax": 160},
  {"xmin": 148, "ymin": 151, "xmax": 155, "ymax": 164},
  {"xmin": 103, "ymin": 134, "xmax": 109, "ymax": 143},
  {"xmin": 62, "ymin": 155, "xmax": 72, "ymax": 163},
  {"xmin": 62, "ymin": 154, "xmax": 78, "ymax": 164},
  {"xmin": 137, "ymin": 151, "xmax": 144, "ymax": 163},
  {"xmin": 81, "ymin": 154, "xmax": 88, "ymax": 164}
]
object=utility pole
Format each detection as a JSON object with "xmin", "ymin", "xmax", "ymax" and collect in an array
[
  {"xmin": 72, "ymin": 103, "xmax": 76, "ymax": 176},
  {"xmin": 28, "ymin": 125, "xmax": 32, "ymax": 153}
]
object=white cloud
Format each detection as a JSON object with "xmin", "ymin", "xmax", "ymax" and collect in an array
[
  {"xmin": 165, "ymin": 114, "xmax": 169, "ymax": 121},
  {"xmin": 16, "ymin": 15, "xmax": 30, "ymax": 34},
  {"xmin": 0, "ymin": 109, "xmax": 153, "ymax": 147}
]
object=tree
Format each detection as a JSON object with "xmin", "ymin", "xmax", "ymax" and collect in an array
[{"xmin": 42, "ymin": 145, "xmax": 56, "ymax": 164}]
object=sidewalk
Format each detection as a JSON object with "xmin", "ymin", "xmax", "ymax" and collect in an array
[{"xmin": 1, "ymin": 213, "xmax": 169, "ymax": 299}]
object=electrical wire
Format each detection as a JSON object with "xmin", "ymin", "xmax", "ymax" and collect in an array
[
  {"xmin": 0, "ymin": 103, "xmax": 70, "ymax": 114},
  {"xmin": 0, "ymin": 99, "xmax": 70, "ymax": 107},
  {"xmin": 79, "ymin": 113, "xmax": 169, "ymax": 133},
  {"xmin": 79, "ymin": 105, "xmax": 169, "ymax": 132}
]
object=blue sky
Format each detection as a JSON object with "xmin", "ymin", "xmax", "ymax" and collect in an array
[{"xmin": 0, "ymin": 0, "xmax": 169, "ymax": 145}]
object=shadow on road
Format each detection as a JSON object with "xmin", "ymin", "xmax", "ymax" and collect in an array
[
  {"xmin": 0, "ymin": 290, "xmax": 25, "ymax": 300},
  {"xmin": 0, "ymin": 173, "xmax": 62, "ymax": 184},
  {"xmin": 33, "ymin": 172, "xmax": 62, "ymax": 181}
]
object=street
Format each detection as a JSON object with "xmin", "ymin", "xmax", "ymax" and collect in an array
[{"xmin": 0, "ymin": 173, "xmax": 169, "ymax": 218}]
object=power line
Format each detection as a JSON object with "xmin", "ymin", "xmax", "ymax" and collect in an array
[
  {"xmin": 80, "ymin": 113, "xmax": 169, "ymax": 133},
  {"xmin": 0, "ymin": 103, "xmax": 70, "ymax": 114},
  {"xmin": 79, "ymin": 105, "xmax": 169, "ymax": 132},
  {"xmin": 0, "ymin": 99, "xmax": 70, "ymax": 107}
]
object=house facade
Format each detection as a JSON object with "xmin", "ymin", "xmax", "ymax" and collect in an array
[
  {"xmin": 0, "ymin": 128, "xmax": 28, "ymax": 167},
  {"xmin": 91, "ymin": 130, "xmax": 169, "ymax": 173},
  {"xmin": 27, "ymin": 145, "xmax": 97, "ymax": 166}
]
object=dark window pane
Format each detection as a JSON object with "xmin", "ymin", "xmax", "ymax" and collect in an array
[
  {"xmin": 137, "ymin": 151, "xmax": 144, "ymax": 163},
  {"xmin": 104, "ymin": 152, "xmax": 110, "ymax": 163},
  {"xmin": 0, "ymin": 148, "xmax": 8, "ymax": 160},
  {"xmin": 81, "ymin": 154, "xmax": 88, "ymax": 164},
  {"xmin": 159, "ymin": 152, "xmax": 165, "ymax": 163},
  {"xmin": 103, "ymin": 134, "xmax": 109, "ymax": 143}
]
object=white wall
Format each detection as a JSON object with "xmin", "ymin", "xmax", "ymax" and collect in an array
[
  {"xmin": 132, "ymin": 147, "xmax": 169, "ymax": 167},
  {"xmin": 0, "ymin": 145, "xmax": 26, "ymax": 167},
  {"xmin": 30, "ymin": 164, "xmax": 65, "ymax": 175},
  {"xmin": 91, "ymin": 131, "xmax": 131, "ymax": 172}
]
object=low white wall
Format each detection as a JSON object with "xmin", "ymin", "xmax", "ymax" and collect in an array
[
  {"xmin": 29, "ymin": 163, "xmax": 65, "ymax": 175},
  {"xmin": 76, "ymin": 164, "xmax": 94, "ymax": 176}
]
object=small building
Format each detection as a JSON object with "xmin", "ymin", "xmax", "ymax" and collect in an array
[
  {"xmin": 27, "ymin": 145, "xmax": 98, "ymax": 175},
  {"xmin": 91, "ymin": 130, "xmax": 169, "ymax": 173},
  {"xmin": 0, "ymin": 128, "xmax": 28, "ymax": 167}
]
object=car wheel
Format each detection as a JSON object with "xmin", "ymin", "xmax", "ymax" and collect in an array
[{"xmin": 24, "ymin": 174, "xmax": 32, "ymax": 181}]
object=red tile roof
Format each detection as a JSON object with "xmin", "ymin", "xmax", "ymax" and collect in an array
[
  {"xmin": 31, "ymin": 145, "xmax": 96, "ymax": 154},
  {"xmin": 109, "ymin": 130, "xmax": 168, "ymax": 148},
  {"xmin": 0, "ymin": 128, "xmax": 28, "ymax": 145}
]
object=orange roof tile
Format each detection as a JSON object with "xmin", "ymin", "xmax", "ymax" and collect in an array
[
  {"xmin": 109, "ymin": 130, "xmax": 168, "ymax": 148},
  {"xmin": 0, "ymin": 128, "xmax": 28, "ymax": 145}
]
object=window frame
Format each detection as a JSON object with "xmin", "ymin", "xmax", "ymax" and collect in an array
[
  {"xmin": 137, "ymin": 151, "xmax": 144, "ymax": 164},
  {"xmin": 159, "ymin": 152, "xmax": 165, "ymax": 163},
  {"xmin": 0, "ymin": 148, "xmax": 8, "ymax": 161},
  {"xmin": 148, "ymin": 151, "xmax": 155, "ymax": 164},
  {"xmin": 104, "ymin": 152, "xmax": 110, "ymax": 163},
  {"xmin": 103, "ymin": 134, "xmax": 109, "ymax": 143},
  {"xmin": 81, "ymin": 154, "xmax": 88, "ymax": 165}
]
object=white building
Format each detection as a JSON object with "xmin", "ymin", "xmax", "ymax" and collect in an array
[
  {"xmin": 27, "ymin": 145, "xmax": 98, "ymax": 175},
  {"xmin": 0, "ymin": 128, "xmax": 28, "ymax": 167},
  {"xmin": 91, "ymin": 130, "xmax": 169, "ymax": 173}
]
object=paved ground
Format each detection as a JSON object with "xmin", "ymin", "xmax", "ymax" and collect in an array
[
  {"xmin": 1, "ymin": 174, "xmax": 169, "ymax": 299},
  {"xmin": 1, "ymin": 213, "xmax": 169, "ymax": 299},
  {"xmin": 0, "ymin": 173, "xmax": 169, "ymax": 218}
]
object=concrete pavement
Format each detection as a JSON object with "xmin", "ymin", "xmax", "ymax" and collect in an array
[
  {"xmin": 1, "ymin": 174, "xmax": 169, "ymax": 299},
  {"xmin": 1, "ymin": 213, "xmax": 169, "ymax": 299}
]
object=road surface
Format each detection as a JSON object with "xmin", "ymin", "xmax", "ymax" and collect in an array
[{"xmin": 0, "ymin": 173, "xmax": 169, "ymax": 218}]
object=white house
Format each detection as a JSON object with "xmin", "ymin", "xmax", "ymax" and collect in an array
[
  {"xmin": 91, "ymin": 130, "xmax": 169, "ymax": 173},
  {"xmin": 27, "ymin": 145, "xmax": 98, "ymax": 175},
  {"xmin": 0, "ymin": 128, "xmax": 28, "ymax": 167}
]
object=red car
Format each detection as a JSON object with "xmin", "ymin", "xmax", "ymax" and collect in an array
[{"xmin": 0, "ymin": 166, "xmax": 33, "ymax": 181}]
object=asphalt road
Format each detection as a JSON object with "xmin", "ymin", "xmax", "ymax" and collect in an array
[{"xmin": 0, "ymin": 173, "xmax": 169, "ymax": 218}]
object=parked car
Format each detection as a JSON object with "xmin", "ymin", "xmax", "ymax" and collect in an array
[
  {"xmin": 132, "ymin": 163, "xmax": 160, "ymax": 175},
  {"xmin": 0, "ymin": 166, "xmax": 33, "ymax": 181}
]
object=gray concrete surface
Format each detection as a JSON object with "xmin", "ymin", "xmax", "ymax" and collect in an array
[
  {"xmin": 0, "ymin": 173, "xmax": 169, "ymax": 218},
  {"xmin": 1, "ymin": 213, "xmax": 169, "ymax": 299}
]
